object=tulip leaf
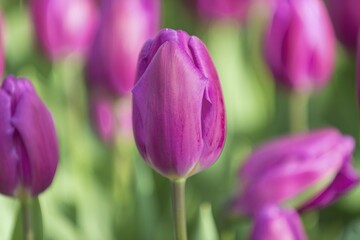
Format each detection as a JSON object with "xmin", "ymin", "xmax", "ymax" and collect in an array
[
  {"xmin": 11, "ymin": 197, "xmax": 43, "ymax": 240},
  {"xmin": 194, "ymin": 203, "xmax": 219, "ymax": 240}
]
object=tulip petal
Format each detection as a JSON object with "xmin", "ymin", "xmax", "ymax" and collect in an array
[
  {"xmin": 251, "ymin": 206, "xmax": 307, "ymax": 240},
  {"xmin": 299, "ymin": 160, "xmax": 360, "ymax": 211},
  {"xmin": 12, "ymin": 92, "xmax": 58, "ymax": 195},
  {"xmin": 234, "ymin": 129, "xmax": 354, "ymax": 215},
  {"xmin": 0, "ymin": 91, "xmax": 18, "ymax": 196},
  {"xmin": 133, "ymin": 41, "xmax": 207, "ymax": 178},
  {"xmin": 188, "ymin": 36, "xmax": 226, "ymax": 170}
]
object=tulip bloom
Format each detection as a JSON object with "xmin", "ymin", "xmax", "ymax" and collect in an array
[
  {"xmin": 0, "ymin": 75, "xmax": 59, "ymax": 197},
  {"xmin": 251, "ymin": 205, "xmax": 306, "ymax": 240},
  {"xmin": 86, "ymin": 0, "xmax": 160, "ymax": 96},
  {"xmin": 30, "ymin": 0, "xmax": 98, "ymax": 59},
  {"xmin": 327, "ymin": 0, "xmax": 360, "ymax": 52},
  {"xmin": 132, "ymin": 29, "xmax": 226, "ymax": 179},
  {"xmin": 89, "ymin": 94, "xmax": 133, "ymax": 144},
  {"xmin": 264, "ymin": 0, "xmax": 335, "ymax": 92},
  {"xmin": 232, "ymin": 128, "xmax": 358, "ymax": 216}
]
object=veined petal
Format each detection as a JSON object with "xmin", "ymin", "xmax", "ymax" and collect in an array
[
  {"xmin": 12, "ymin": 92, "xmax": 58, "ymax": 195},
  {"xmin": 0, "ymin": 91, "xmax": 18, "ymax": 196},
  {"xmin": 188, "ymin": 36, "xmax": 226, "ymax": 171},
  {"xmin": 133, "ymin": 41, "xmax": 206, "ymax": 178}
]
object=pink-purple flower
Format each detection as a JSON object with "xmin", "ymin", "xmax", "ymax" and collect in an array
[
  {"xmin": 264, "ymin": 0, "xmax": 335, "ymax": 92},
  {"xmin": 327, "ymin": 0, "xmax": 360, "ymax": 52},
  {"xmin": 232, "ymin": 128, "xmax": 359, "ymax": 216},
  {"xmin": 30, "ymin": 0, "xmax": 98, "ymax": 59},
  {"xmin": 0, "ymin": 75, "xmax": 59, "ymax": 197},
  {"xmin": 251, "ymin": 205, "xmax": 307, "ymax": 240},
  {"xmin": 85, "ymin": 0, "xmax": 160, "ymax": 96},
  {"xmin": 132, "ymin": 29, "xmax": 226, "ymax": 179}
]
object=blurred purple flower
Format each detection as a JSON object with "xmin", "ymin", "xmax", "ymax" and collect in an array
[
  {"xmin": 0, "ymin": 75, "xmax": 59, "ymax": 197},
  {"xmin": 89, "ymin": 93, "xmax": 133, "ymax": 144},
  {"xmin": 251, "ymin": 205, "xmax": 307, "ymax": 240},
  {"xmin": 232, "ymin": 128, "xmax": 359, "ymax": 216},
  {"xmin": 30, "ymin": 0, "xmax": 98, "ymax": 60},
  {"xmin": 132, "ymin": 29, "xmax": 226, "ymax": 179},
  {"xmin": 327, "ymin": 0, "xmax": 360, "ymax": 52},
  {"xmin": 264, "ymin": 0, "xmax": 335, "ymax": 92},
  {"xmin": 195, "ymin": 0, "xmax": 251, "ymax": 22},
  {"xmin": 86, "ymin": 0, "xmax": 160, "ymax": 96}
]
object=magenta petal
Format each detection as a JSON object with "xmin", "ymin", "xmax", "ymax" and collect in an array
[
  {"xmin": 132, "ymin": 41, "xmax": 207, "ymax": 178},
  {"xmin": 0, "ymin": 91, "xmax": 18, "ymax": 196},
  {"xmin": 12, "ymin": 92, "xmax": 58, "ymax": 195},
  {"xmin": 251, "ymin": 206, "xmax": 307, "ymax": 240},
  {"xmin": 299, "ymin": 161, "xmax": 360, "ymax": 212},
  {"xmin": 188, "ymin": 36, "xmax": 226, "ymax": 170},
  {"xmin": 233, "ymin": 129, "xmax": 355, "ymax": 215}
]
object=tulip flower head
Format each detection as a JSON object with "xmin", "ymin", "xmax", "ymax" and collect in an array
[
  {"xmin": 327, "ymin": 0, "xmax": 360, "ymax": 52},
  {"xmin": 232, "ymin": 128, "xmax": 358, "ymax": 216},
  {"xmin": 132, "ymin": 29, "xmax": 226, "ymax": 180},
  {"xmin": 264, "ymin": 0, "xmax": 335, "ymax": 92},
  {"xmin": 0, "ymin": 76, "xmax": 59, "ymax": 197},
  {"xmin": 30, "ymin": 0, "xmax": 98, "ymax": 59},
  {"xmin": 86, "ymin": 0, "xmax": 160, "ymax": 96},
  {"xmin": 251, "ymin": 205, "xmax": 307, "ymax": 240}
]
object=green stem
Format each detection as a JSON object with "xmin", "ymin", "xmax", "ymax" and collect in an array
[
  {"xmin": 289, "ymin": 92, "xmax": 310, "ymax": 133},
  {"xmin": 171, "ymin": 179, "xmax": 187, "ymax": 240},
  {"xmin": 20, "ymin": 195, "xmax": 33, "ymax": 240}
]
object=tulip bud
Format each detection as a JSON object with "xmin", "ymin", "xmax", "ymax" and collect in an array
[
  {"xmin": 0, "ymin": 75, "xmax": 59, "ymax": 197},
  {"xmin": 30, "ymin": 0, "xmax": 98, "ymax": 59},
  {"xmin": 195, "ymin": 0, "xmax": 251, "ymax": 22},
  {"xmin": 264, "ymin": 0, "xmax": 335, "ymax": 92},
  {"xmin": 251, "ymin": 205, "xmax": 307, "ymax": 240},
  {"xmin": 89, "ymin": 93, "xmax": 133, "ymax": 144},
  {"xmin": 232, "ymin": 128, "xmax": 358, "ymax": 216},
  {"xmin": 132, "ymin": 29, "xmax": 226, "ymax": 179},
  {"xmin": 327, "ymin": 0, "xmax": 360, "ymax": 52},
  {"xmin": 85, "ymin": 0, "xmax": 160, "ymax": 96}
]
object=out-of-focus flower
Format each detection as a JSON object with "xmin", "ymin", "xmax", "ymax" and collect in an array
[
  {"xmin": 89, "ymin": 93, "xmax": 132, "ymax": 144},
  {"xmin": 0, "ymin": 75, "xmax": 59, "ymax": 197},
  {"xmin": 85, "ymin": 0, "xmax": 160, "ymax": 96},
  {"xmin": 264, "ymin": 0, "xmax": 335, "ymax": 92},
  {"xmin": 195, "ymin": 0, "xmax": 251, "ymax": 22},
  {"xmin": 251, "ymin": 205, "xmax": 307, "ymax": 240},
  {"xmin": 327, "ymin": 0, "xmax": 360, "ymax": 52},
  {"xmin": 132, "ymin": 29, "xmax": 226, "ymax": 179},
  {"xmin": 30, "ymin": 0, "xmax": 98, "ymax": 59},
  {"xmin": 232, "ymin": 128, "xmax": 359, "ymax": 216}
]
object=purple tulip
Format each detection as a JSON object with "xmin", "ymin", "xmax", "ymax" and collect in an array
[
  {"xmin": 232, "ymin": 128, "xmax": 358, "ymax": 216},
  {"xmin": 89, "ymin": 95, "xmax": 115, "ymax": 144},
  {"xmin": 89, "ymin": 94, "xmax": 133, "ymax": 144},
  {"xmin": 132, "ymin": 29, "xmax": 226, "ymax": 179},
  {"xmin": 327, "ymin": 0, "xmax": 360, "ymax": 52},
  {"xmin": 251, "ymin": 205, "xmax": 307, "ymax": 240},
  {"xmin": 264, "ymin": 0, "xmax": 335, "ymax": 92},
  {"xmin": 195, "ymin": 0, "xmax": 251, "ymax": 22},
  {"xmin": 0, "ymin": 75, "xmax": 59, "ymax": 197},
  {"xmin": 30, "ymin": 0, "xmax": 98, "ymax": 59},
  {"xmin": 85, "ymin": 0, "xmax": 160, "ymax": 96}
]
